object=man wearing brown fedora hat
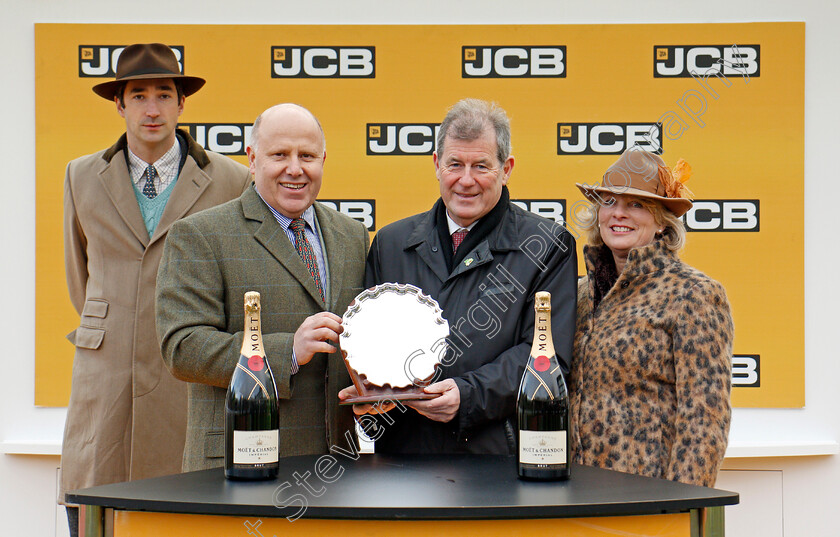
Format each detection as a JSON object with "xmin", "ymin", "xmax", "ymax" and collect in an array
[{"xmin": 60, "ymin": 43, "xmax": 250, "ymax": 536}]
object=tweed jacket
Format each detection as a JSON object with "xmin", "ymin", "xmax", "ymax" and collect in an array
[
  {"xmin": 156, "ymin": 187, "xmax": 368, "ymax": 471},
  {"xmin": 570, "ymin": 239, "xmax": 733, "ymax": 487},
  {"xmin": 61, "ymin": 130, "xmax": 251, "ymax": 502}
]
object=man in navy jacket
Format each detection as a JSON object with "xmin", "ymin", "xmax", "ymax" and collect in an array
[{"xmin": 341, "ymin": 98, "xmax": 577, "ymax": 454}]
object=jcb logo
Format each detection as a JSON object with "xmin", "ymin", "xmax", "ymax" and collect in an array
[
  {"xmin": 367, "ymin": 124, "xmax": 440, "ymax": 156},
  {"xmin": 557, "ymin": 123, "xmax": 662, "ymax": 155},
  {"xmin": 179, "ymin": 123, "xmax": 252, "ymax": 156},
  {"xmin": 654, "ymin": 45, "xmax": 760, "ymax": 78},
  {"xmin": 462, "ymin": 46, "xmax": 566, "ymax": 78},
  {"xmin": 682, "ymin": 200, "xmax": 760, "ymax": 232},
  {"xmin": 319, "ymin": 200, "xmax": 376, "ymax": 231},
  {"xmin": 511, "ymin": 200, "xmax": 567, "ymax": 226},
  {"xmin": 732, "ymin": 355, "xmax": 760, "ymax": 387},
  {"xmin": 271, "ymin": 47, "xmax": 375, "ymax": 78},
  {"xmin": 79, "ymin": 45, "xmax": 184, "ymax": 77}
]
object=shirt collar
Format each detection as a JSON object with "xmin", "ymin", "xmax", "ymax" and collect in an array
[
  {"xmin": 253, "ymin": 185, "xmax": 316, "ymax": 229},
  {"xmin": 127, "ymin": 139, "xmax": 180, "ymax": 185},
  {"xmin": 445, "ymin": 211, "xmax": 478, "ymax": 235}
]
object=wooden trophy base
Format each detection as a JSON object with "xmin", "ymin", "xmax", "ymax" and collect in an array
[
  {"xmin": 339, "ymin": 389, "xmax": 439, "ymax": 405},
  {"xmin": 340, "ymin": 354, "xmax": 439, "ymax": 405}
]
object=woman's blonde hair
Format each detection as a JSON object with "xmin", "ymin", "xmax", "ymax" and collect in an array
[{"xmin": 582, "ymin": 196, "xmax": 686, "ymax": 252}]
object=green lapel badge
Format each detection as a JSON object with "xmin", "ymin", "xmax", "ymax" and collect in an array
[{"xmin": 465, "ymin": 258, "xmax": 474, "ymax": 266}]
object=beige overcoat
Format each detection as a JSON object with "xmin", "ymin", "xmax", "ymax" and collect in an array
[{"xmin": 61, "ymin": 130, "xmax": 251, "ymax": 502}]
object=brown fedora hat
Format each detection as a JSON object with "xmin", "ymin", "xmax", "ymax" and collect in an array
[
  {"xmin": 576, "ymin": 148, "xmax": 694, "ymax": 217},
  {"xmin": 92, "ymin": 43, "xmax": 205, "ymax": 100}
]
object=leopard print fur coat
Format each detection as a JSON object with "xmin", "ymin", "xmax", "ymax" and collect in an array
[{"xmin": 570, "ymin": 239, "xmax": 733, "ymax": 487}]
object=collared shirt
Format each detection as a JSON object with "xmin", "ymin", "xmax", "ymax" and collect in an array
[
  {"xmin": 445, "ymin": 211, "xmax": 478, "ymax": 236},
  {"xmin": 128, "ymin": 140, "xmax": 181, "ymax": 194},
  {"xmin": 254, "ymin": 188, "xmax": 327, "ymax": 281},
  {"xmin": 254, "ymin": 186, "xmax": 328, "ymax": 375}
]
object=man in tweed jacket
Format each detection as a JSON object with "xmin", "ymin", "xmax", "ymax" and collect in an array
[{"xmin": 156, "ymin": 104, "xmax": 368, "ymax": 470}]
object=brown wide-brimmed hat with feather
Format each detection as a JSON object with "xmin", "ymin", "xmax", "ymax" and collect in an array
[
  {"xmin": 92, "ymin": 43, "xmax": 205, "ymax": 100},
  {"xmin": 576, "ymin": 148, "xmax": 694, "ymax": 217}
]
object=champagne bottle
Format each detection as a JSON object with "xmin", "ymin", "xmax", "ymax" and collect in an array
[
  {"xmin": 517, "ymin": 291, "xmax": 570, "ymax": 480},
  {"xmin": 225, "ymin": 292, "xmax": 280, "ymax": 480}
]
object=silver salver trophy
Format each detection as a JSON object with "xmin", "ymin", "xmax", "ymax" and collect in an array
[{"xmin": 339, "ymin": 283, "xmax": 449, "ymax": 404}]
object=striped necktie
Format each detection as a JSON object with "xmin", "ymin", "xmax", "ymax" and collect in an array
[{"xmin": 290, "ymin": 218, "xmax": 324, "ymax": 302}]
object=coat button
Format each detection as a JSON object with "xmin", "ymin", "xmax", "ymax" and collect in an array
[
  {"xmin": 431, "ymin": 246, "xmax": 439, "ymax": 252},
  {"xmin": 621, "ymin": 281, "xmax": 629, "ymax": 289}
]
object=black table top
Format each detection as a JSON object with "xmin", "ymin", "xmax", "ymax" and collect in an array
[{"xmin": 67, "ymin": 454, "xmax": 738, "ymax": 520}]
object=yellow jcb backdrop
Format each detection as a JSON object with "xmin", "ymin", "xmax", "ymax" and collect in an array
[{"xmin": 35, "ymin": 23, "xmax": 804, "ymax": 408}]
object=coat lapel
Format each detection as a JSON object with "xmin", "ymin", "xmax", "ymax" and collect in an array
[
  {"xmin": 151, "ymin": 133, "xmax": 215, "ymax": 245},
  {"xmin": 243, "ymin": 189, "xmax": 325, "ymax": 307},
  {"xmin": 446, "ymin": 204, "xmax": 520, "ymax": 281},
  {"xmin": 447, "ymin": 241, "xmax": 493, "ymax": 281},
  {"xmin": 314, "ymin": 203, "xmax": 351, "ymax": 312},
  {"xmin": 405, "ymin": 210, "xmax": 450, "ymax": 284},
  {"xmin": 149, "ymin": 157, "xmax": 210, "ymax": 245},
  {"xmin": 97, "ymin": 153, "xmax": 150, "ymax": 247}
]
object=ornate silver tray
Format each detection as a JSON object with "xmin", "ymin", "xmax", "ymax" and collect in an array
[{"xmin": 339, "ymin": 283, "xmax": 449, "ymax": 403}]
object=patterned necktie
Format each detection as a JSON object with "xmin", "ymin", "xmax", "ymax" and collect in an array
[
  {"xmin": 452, "ymin": 229, "xmax": 469, "ymax": 253},
  {"xmin": 142, "ymin": 165, "xmax": 158, "ymax": 199},
  {"xmin": 290, "ymin": 218, "xmax": 324, "ymax": 302}
]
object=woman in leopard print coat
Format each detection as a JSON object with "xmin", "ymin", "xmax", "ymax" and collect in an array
[{"xmin": 571, "ymin": 149, "xmax": 733, "ymax": 487}]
